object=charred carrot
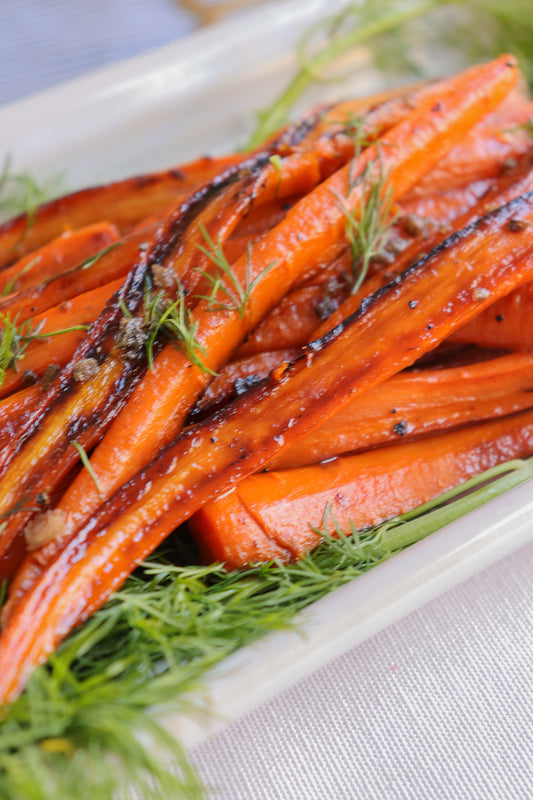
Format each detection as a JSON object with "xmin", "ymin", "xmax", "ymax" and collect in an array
[
  {"xmin": 0, "ymin": 222, "xmax": 119, "ymax": 296},
  {"xmin": 0, "ymin": 278, "xmax": 124, "ymax": 399},
  {"xmin": 0, "ymin": 155, "xmax": 243, "ymax": 269},
  {"xmin": 267, "ymin": 352, "xmax": 533, "ymax": 469},
  {"xmin": 189, "ymin": 350, "xmax": 533, "ymax": 445},
  {"xmin": 3, "ymin": 182, "xmax": 533, "ymax": 701},
  {"xmin": 28, "ymin": 54, "xmax": 518, "ymax": 543},
  {"xmin": 191, "ymin": 407, "xmax": 533, "ymax": 567}
]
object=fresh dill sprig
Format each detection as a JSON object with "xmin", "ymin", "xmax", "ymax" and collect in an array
[
  {"xmin": 195, "ymin": 225, "xmax": 277, "ymax": 319},
  {"xmin": 0, "ymin": 155, "xmax": 64, "ymax": 225},
  {"xmin": 0, "ymin": 455, "xmax": 531, "ymax": 800},
  {"xmin": 71, "ymin": 441, "xmax": 102, "ymax": 494},
  {"xmin": 79, "ymin": 242, "xmax": 120, "ymax": 271},
  {"xmin": 246, "ymin": 0, "xmax": 439, "ymax": 149},
  {"xmin": 144, "ymin": 284, "xmax": 213, "ymax": 374},
  {"xmin": 0, "ymin": 257, "xmax": 38, "ymax": 297},
  {"xmin": 0, "ymin": 314, "xmax": 90, "ymax": 388},
  {"xmin": 332, "ymin": 156, "xmax": 396, "ymax": 293},
  {"xmin": 246, "ymin": 0, "xmax": 533, "ymax": 150}
]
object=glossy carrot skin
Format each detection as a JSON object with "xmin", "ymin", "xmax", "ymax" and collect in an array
[
  {"xmin": 31, "ymin": 54, "xmax": 520, "ymax": 541},
  {"xmin": 268, "ymin": 352, "xmax": 533, "ymax": 469},
  {"xmin": 0, "ymin": 278, "xmax": 124, "ymax": 399},
  {"xmin": 0, "ymin": 155, "xmax": 243, "ymax": 269},
  {"xmin": 2, "ymin": 184, "xmax": 533, "ymax": 703},
  {"xmin": 190, "ymin": 351, "xmax": 533, "ymax": 462},
  {"xmin": 191, "ymin": 407, "xmax": 533, "ymax": 567},
  {"xmin": 0, "ymin": 224, "xmax": 158, "ymax": 325},
  {"xmin": 0, "ymin": 222, "xmax": 119, "ymax": 296},
  {"xmin": 449, "ymin": 281, "xmax": 533, "ymax": 351},
  {"xmin": 0, "ymin": 387, "xmax": 38, "ymax": 450},
  {"xmin": 403, "ymin": 92, "xmax": 533, "ymax": 198}
]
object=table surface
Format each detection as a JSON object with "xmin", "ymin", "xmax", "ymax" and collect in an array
[{"xmin": 1, "ymin": 3, "xmax": 532, "ymax": 798}]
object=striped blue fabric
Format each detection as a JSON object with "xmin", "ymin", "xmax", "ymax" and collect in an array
[{"xmin": 0, "ymin": 0, "xmax": 195, "ymax": 105}]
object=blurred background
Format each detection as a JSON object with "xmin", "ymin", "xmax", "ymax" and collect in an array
[{"xmin": 0, "ymin": 0, "xmax": 264, "ymax": 106}]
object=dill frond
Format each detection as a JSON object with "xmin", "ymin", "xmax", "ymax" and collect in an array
[
  {"xmin": 71, "ymin": 441, "xmax": 101, "ymax": 494},
  {"xmin": 333, "ymin": 156, "xmax": 396, "ymax": 293},
  {"xmin": 196, "ymin": 225, "xmax": 277, "ymax": 319},
  {"xmin": 144, "ymin": 284, "xmax": 213, "ymax": 375},
  {"xmin": 246, "ymin": 0, "xmax": 533, "ymax": 151},
  {"xmin": 0, "ymin": 155, "xmax": 64, "ymax": 225},
  {"xmin": 79, "ymin": 242, "xmax": 120, "ymax": 271},
  {"xmin": 0, "ymin": 257, "xmax": 38, "ymax": 297},
  {"xmin": 0, "ymin": 455, "xmax": 530, "ymax": 799},
  {"xmin": 0, "ymin": 314, "xmax": 90, "ymax": 388}
]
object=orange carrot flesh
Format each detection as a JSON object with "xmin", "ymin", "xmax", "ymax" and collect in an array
[
  {"xmin": 2, "ymin": 178, "xmax": 533, "ymax": 701},
  {"xmin": 0, "ymin": 278, "xmax": 124, "ymax": 399},
  {"xmin": 267, "ymin": 352, "xmax": 533, "ymax": 469},
  {"xmin": 0, "ymin": 222, "xmax": 119, "ymax": 296},
  {"xmin": 191, "ymin": 407, "xmax": 533, "ymax": 567},
  {"xmin": 449, "ymin": 280, "xmax": 533, "ymax": 351},
  {"xmin": 0, "ymin": 155, "xmax": 243, "ymax": 269}
]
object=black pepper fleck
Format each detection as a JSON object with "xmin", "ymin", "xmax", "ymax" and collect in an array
[{"xmin": 393, "ymin": 420, "xmax": 408, "ymax": 436}]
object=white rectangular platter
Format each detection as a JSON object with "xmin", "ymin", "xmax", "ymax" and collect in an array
[{"xmin": 1, "ymin": 0, "xmax": 532, "ymax": 751}]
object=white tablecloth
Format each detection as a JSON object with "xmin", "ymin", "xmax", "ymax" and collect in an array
[{"xmin": 1, "ymin": 3, "xmax": 532, "ymax": 798}]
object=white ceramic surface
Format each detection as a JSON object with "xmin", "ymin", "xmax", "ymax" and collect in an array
[{"xmin": 1, "ymin": 0, "xmax": 532, "ymax": 751}]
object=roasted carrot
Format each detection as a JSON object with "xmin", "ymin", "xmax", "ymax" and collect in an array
[
  {"xmin": 0, "ymin": 139, "xmax": 333, "ymax": 558},
  {"xmin": 267, "ymin": 352, "xmax": 533, "ymax": 469},
  {"xmin": 0, "ymin": 224, "xmax": 161, "ymax": 325},
  {"xmin": 403, "ymin": 94, "xmax": 533, "ymax": 198},
  {"xmin": 191, "ymin": 407, "xmax": 533, "ymax": 567},
  {"xmin": 450, "ymin": 279, "xmax": 533, "ymax": 351},
  {"xmin": 3, "ymin": 177, "xmax": 533, "ymax": 701},
  {"xmin": 0, "ymin": 278, "xmax": 124, "ymax": 399},
  {"xmin": 189, "ymin": 350, "xmax": 533, "ymax": 449},
  {"xmin": 0, "ymin": 155, "xmax": 243, "ymax": 269},
  {"xmin": 0, "ymin": 222, "xmax": 119, "ymax": 296}
]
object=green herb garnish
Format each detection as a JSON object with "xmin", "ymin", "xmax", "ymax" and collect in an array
[
  {"xmin": 196, "ymin": 225, "xmax": 277, "ymax": 319},
  {"xmin": 0, "ymin": 156, "xmax": 64, "ymax": 226},
  {"xmin": 71, "ymin": 441, "xmax": 102, "ymax": 494},
  {"xmin": 144, "ymin": 284, "xmax": 213, "ymax": 374},
  {"xmin": 0, "ymin": 314, "xmax": 90, "ymax": 389},
  {"xmin": 247, "ymin": 0, "xmax": 533, "ymax": 149},
  {"xmin": 79, "ymin": 242, "xmax": 120, "ymax": 271},
  {"xmin": 0, "ymin": 456, "xmax": 531, "ymax": 799}
]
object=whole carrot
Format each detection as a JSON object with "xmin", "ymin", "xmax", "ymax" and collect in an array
[{"xmin": 189, "ymin": 351, "xmax": 533, "ymax": 461}]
